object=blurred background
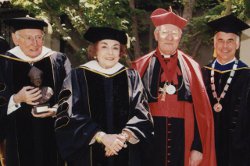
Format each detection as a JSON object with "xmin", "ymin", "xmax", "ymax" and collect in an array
[{"xmin": 0, "ymin": 0, "xmax": 249, "ymax": 67}]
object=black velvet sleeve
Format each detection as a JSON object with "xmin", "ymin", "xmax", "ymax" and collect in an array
[
  {"xmin": 0, "ymin": 56, "xmax": 11, "ymax": 141},
  {"xmin": 126, "ymin": 69, "xmax": 154, "ymax": 143},
  {"xmin": 55, "ymin": 68, "xmax": 100, "ymax": 161}
]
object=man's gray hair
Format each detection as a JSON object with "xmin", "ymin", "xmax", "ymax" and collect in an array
[
  {"xmin": 154, "ymin": 25, "xmax": 183, "ymax": 36},
  {"xmin": 214, "ymin": 33, "xmax": 240, "ymax": 45}
]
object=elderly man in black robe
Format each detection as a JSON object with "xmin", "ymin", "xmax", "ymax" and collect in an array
[{"xmin": 0, "ymin": 16, "xmax": 71, "ymax": 166}]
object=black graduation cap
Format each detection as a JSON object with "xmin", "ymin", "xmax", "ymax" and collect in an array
[
  {"xmin": 207, "ymin": 14, "xmax": 250, "ymax": 35},
  {"xmin": 84, "ymin": 27, "xmax": 127, "ymax": 45},
  {"xmin": 4, "ymin": 17, "xmax": 48, "ymax": 31}
]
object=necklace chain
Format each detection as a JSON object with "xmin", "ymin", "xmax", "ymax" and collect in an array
[
  {"xmin": 147, "ymin": 60, "xmax": 184, "ymax": 100},
  {"xmin": 210, "ymin": 60, "xmax": 238, "ymax": 103}
]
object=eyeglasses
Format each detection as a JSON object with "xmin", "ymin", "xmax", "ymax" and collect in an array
[
  {"xmin": 158, "ymin": 29, "xmax": 180, "ymax": 39},
  {"xmin": 17, "ymin": 34, "xmax": 44, "ymax": 43}
]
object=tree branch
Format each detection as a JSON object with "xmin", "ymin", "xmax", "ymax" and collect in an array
[
  {"xmin": 43, "ymin": 0, "xmax": 85, "ymax": 52},
  {"xmin": 129, "ymin": 0, "xmax": 141, "ymax": 59},
  {"xmin": 191, "ymin": 39, "xmax": 202, "ymax": 59}
]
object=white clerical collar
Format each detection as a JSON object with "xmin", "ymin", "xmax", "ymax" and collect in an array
[
  {"xmin": 8, "ymin": 46, "xmax": 53, "ymax": 62},
  {"xmin": 81, "ymin": 60, "xmax": 124, "ymax": 75},
  {"xmin": 159, "ymin": 49, "xmax": 176, "ymax": 58},
  {"xmin": 162, "ymin": 55, "xmax": 171, "ymax": 58},
  {"xmin": 216, "ymin": 57, "xmax": 236, "ymax": 65}
]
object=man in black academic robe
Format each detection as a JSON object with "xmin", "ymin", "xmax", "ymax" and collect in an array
[
  {"xmin": 203, "ymin": 14, "xmax": 250, "ymax": 166},
  {"xmin": 1, "ymin": 17, "xmax": 71, "ymax": 166}
]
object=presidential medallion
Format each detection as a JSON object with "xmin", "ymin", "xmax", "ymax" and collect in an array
[{"xmin": 213, "ymin": 102, "xmax": 222, "ymax": 112}]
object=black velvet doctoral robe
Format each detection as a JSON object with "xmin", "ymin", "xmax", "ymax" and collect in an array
[
  {"xmin": 0, "ymin": 51, "xmax": 71, "ymax": 166},
  {"xmin": 0, "ymin": 55, "xmax": 9, "ymax": 141},
  {"xmin": 203, "ymin": 60, "xmax": 250, "ymax": 166},
  {"xmin": 55, "ymin": 63, "xmax": 154, "ymax": 166}
]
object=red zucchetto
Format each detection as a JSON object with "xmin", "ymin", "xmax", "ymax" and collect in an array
[{"xmin": 150, "ymin": 8, "xmax": 187, "ymax": 30}]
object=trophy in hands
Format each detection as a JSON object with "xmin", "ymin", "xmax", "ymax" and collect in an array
[{"xmin": 28, "ymin": 66, "xmax": 54, "ymax": 114}]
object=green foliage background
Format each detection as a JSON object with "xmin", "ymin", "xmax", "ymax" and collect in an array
[{"xmin": 8, "ymin": 0, "xmax": 250, "ymax": 65}]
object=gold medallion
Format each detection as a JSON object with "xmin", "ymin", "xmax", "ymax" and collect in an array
[{"xmin": 213, "ymin": 102, "xmax": 223, "ymax": 112}]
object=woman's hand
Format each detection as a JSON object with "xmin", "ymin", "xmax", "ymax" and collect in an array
[
  {"xmin": 101, "ymin": 134, "xmax": 125, "ymax": 157},
  {"xmin": 104, "ymin": 132, "xmax": 129, "ymax": 157}
]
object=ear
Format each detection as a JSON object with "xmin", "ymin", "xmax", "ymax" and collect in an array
[
  {"xmin": 213, "ymin": 35, "xmax": 216, "ymax": 48},
  {"xmin": 12, "ymin": 33, "xmax": 19, "ymax": 46},
  {"xmin": 154, "ymin": 30, "xmax": 159, "ymax": 41},
  {"xmin": 236, "ymin": 39, "xmax": 240, "ymax": 50}
]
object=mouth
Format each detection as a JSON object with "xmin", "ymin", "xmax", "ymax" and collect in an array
[
  {"xmin": 29, "ymin": 47, "xmax": 40, "ymax": 51},
  {"xmin": 29, "ymin": 49, "xmax": 38, "ymax": 53},
  {"xmin": 163, "ymin": 42, "xmax": 173, "ymax": 45},
  {"xmin": 105, "ymin": 57, "xmax": 115, "ymax": 61},
  {"xmin": 221, "ymin": 50, "xmax": 229, "ymax": 53}
]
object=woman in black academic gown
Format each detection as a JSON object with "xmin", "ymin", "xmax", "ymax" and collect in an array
[{"xmin": 55, "ymin": 27, "xmax": 154, "ymax": 166}]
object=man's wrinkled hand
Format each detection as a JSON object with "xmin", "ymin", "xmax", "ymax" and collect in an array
[{"xmin": 14, "ymin": 86, "xmax": 42, "ymax": 105}]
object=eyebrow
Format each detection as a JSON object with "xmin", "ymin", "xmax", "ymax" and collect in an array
[
  {"xmin": 217, "ymin": 37, "xmax": 235, "ymax": 40},
  {"xmin": 99, "ymin": 41, "xmax": 120, "ymax": 46}
]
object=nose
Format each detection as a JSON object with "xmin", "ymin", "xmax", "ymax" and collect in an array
[
  {"xmin": 222, "ymin": 41, "xmax": 229, "ymax": 48},
  {"xmin": 165, "ymin": 33, "xmax": 174, "ymax": 40},
  {"xmin": 108, "ymin": 48, "xmax": 113, "ymax": 55},
  {"xmin": 31, "ymin": 37, "xmax": 38, "ymax": 46}
]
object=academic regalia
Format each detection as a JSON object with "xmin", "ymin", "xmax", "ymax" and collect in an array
[
  {"xmin": 132, "ymin": 49, "xmax": 216, "ymax": 166},
  {"xmin": 204, "ymin": 13, "xmax": 250, "ymax": 166},
  {"xmin": 0, "ymin": 47, "xmax": 71, "ymax": 166},
  {"xmin": 0, "ymin": 37, "xmax": 10, "ymax": 141},
  {"xmin": 0, "ymin": 36, "xmax": 10, "ymax": 54},
  {"xmin": 55, "ymin": 61, "xmax": 154, "ymax": 166},
  {"xmin": 203, "ymin": 60, "xmax": 250, "ymax": 166},
  {"xmin": 0, "ymin": 56, "xmax": 9, "ymax": 141}
]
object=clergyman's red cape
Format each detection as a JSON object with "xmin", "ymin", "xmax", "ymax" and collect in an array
[{"xmin": 132, "ymin": 50, "xmax": 216, "ymax": 166}]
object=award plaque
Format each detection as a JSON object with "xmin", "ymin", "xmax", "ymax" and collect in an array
[
  {"xmin": 33, "ymin": 104, "xmax": 49, "ymax": 114},
  {"xmin": 28, "ymin": 66, "xmax": 54, "ymax": 114}
]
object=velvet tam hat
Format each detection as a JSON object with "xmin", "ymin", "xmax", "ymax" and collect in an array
[
  {"xmin": 150, "ymin": 8, "xmax": 187, "ymax": 29},
  {"xmin": 4, "ymin": 17, "xmax": 48, "ymax": 31},
  {"xmin": 207, "ymin": 14, "xmax": 250, "ymax": 35},
  {"xmin": 84, "ymin": 27, "xmax": 127, "ymax": 45}
]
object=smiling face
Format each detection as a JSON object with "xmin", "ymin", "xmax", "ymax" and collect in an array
[
  {"xmin": 95, "ymin": 39, "xmax": 121, "ymax": 69},
  {"xmin": 214, "ymin": 32, "xmax": 240, "ymax": 64},
  {"xmin": 12, "ymin": 29, "xmax": 44, "ymax": 58},
  {"xmin": 154, "ymin": 24, "xmax": 182, "ymax": 55}
]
